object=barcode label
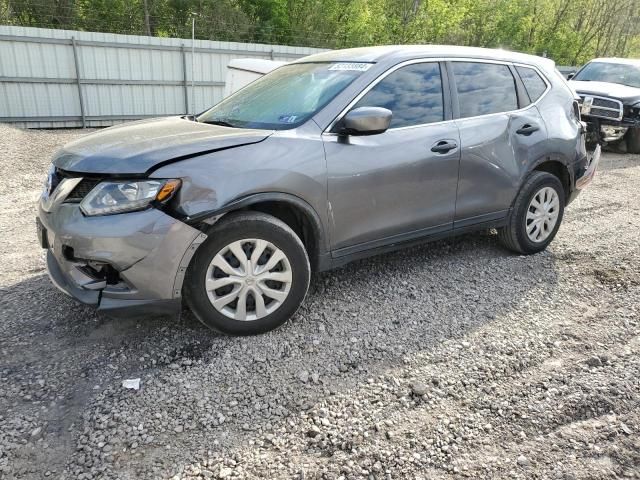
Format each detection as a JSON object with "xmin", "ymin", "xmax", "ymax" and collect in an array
[{"xmin": 328, "ymin": 63, "xmax": 373, "ymax": 72}]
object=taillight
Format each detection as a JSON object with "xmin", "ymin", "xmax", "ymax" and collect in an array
[{"xmin": 572, "ymin": 100, "xmax": 582, "ymax": 121}]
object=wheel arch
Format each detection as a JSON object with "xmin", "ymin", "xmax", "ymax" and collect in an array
[
  {"xmin": 186, "ymin": 192, "xmax": 327, "ymax": 272},
  {"xmin": 528, "ymin": 156, "xmax": 572, "ymax": 202}
]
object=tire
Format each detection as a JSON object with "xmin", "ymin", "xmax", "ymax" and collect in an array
[
  {"xmin": 184, "ymin": 211, "xmax": 310, "ymax": 335},
  {"xmin": 626, "ymin": 127, "xmax": 640, "ymax": 154},
  {"xmin": 498, "ymin": 171, "xmax": 565, "ymax": 255}
]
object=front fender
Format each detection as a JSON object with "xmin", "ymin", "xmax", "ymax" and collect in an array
[
  {"xmin": 150, "ymin": 126, "xmax": 330, "ymax": 253},
  {"xmin": 184, "ymin": 191, "xmax": 328, "ymax": 254}
]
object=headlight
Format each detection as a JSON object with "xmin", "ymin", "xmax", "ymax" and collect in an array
[{"xmin": 80, "ymin": 179, "xmax": 181, "ymax": 216}]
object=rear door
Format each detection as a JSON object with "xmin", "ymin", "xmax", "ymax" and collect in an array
[
  {"xmin": 449, "ymin": 61, "xmax": 549, "ymax": 227},
  {"xmin": 323, "ymin": 61, "xmax": 461, "ymax": 256}
]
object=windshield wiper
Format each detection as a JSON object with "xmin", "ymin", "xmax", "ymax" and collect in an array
[{"xmin": 201, "ymin": 119, "xmax": 237, "ymax": 128}]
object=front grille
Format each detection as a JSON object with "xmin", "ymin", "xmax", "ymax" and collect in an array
[
  {"xmin": 52, "ymin": 168, "xmax": 102, "ymax": 203},
  {"xmin": 592, "ymin": 97, "xmax": 619, "ymax": 109},
  {"xmin": 65, "ymin": 178, "xmax": 101, "ymax": 202},
  {"xmin": 591, "ymin": 108, "xmax": 621, "ymax": 119},
  {"xmin": 579, "ymin": 94, "xmax": 623, "ymax": 121}
]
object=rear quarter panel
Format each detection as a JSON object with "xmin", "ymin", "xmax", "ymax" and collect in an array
[{"xmin": 536, "ymin": 83, "xmax": 584, "ymax": 168}]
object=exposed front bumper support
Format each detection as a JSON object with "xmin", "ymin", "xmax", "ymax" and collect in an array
[
  {"xmin": 46, "ymin": 249, "xmax": 100, "ymax": 305},
  {"xmin": 46, "ymin": 250, "xmax": 183, "ymax": 317},
  {"xmin": 39, "ymin": 204, "xmax": 205, "ymax": 318}
]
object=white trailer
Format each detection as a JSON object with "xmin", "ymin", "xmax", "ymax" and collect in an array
[{"xmin": 224, "ymin": 58, "xmax": 286, "ymax": 97}]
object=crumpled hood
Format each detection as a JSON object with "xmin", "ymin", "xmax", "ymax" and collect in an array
[
  {"xmin": 53, "ymin": 116, "xmax": 272, "ymax": 175},
  {"xmin": 569, "ymin": 80, "xmax": 640, "ymax": 105}
]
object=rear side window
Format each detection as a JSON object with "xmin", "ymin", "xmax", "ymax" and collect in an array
[
  {"xmin": 354, "ymin": 62, "xmax": 444, "ymax": 128},
  {"xmin": 452, "ymin": 62, "xmax": 518, "ymax": 118},
  {"xmin": 516, "ymin": 66, "xmax": 548, "ymax": 102}
]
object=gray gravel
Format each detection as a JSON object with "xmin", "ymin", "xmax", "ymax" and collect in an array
[{"xmin": 1, "ymin": 123, "xmax": 639, "ymax": 480}]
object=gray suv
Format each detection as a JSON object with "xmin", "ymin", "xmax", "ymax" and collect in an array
[{"xmin": 37, "ymin": 46, "xmax": 600, "ymax": 335}]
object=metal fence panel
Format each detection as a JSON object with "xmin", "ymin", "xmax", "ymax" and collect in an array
[{"xmin": 0, "ymin": 26, "xmax": 325, "ymax": 128}]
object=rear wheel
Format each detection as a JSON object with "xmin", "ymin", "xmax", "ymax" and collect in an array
[
  {"xmin": 626, "ymin": 127, "xmax": 640, "ymax": 154},
  {"xmin": 498, "ymin": 171, "xmax": 565, "ymax": 254},
  {"xmin": 184, "ymin": 212, "xmax": 310, "ymax": 335}
]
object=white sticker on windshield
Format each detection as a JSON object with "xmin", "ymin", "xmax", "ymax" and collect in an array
[
  {"xmin": 328, "ymin": 63, "xmax": 372, "ymax": 72},
  {"xmin": 278, "ymin": 114, "xmax": 298, "ymax": 123}
]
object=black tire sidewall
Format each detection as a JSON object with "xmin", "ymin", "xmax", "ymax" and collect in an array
[
  {"xmin": 627, "ymin": 128, "xmax": 640, "ymax": 154},
  {"xmin": 184, "ymin": 213, "xmax": 310, "ymax": 335},
  {"xmin": 514, "ymin": 173, "xmax": 565, "ymax": 254}
]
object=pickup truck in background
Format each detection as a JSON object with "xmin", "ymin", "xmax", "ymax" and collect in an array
[{"xmin": 569, "ymin": 58, "xmax": 640, "ymax": 153}]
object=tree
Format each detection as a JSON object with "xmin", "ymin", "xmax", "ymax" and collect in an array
[{"xmin": 1, "ymin": 0, "xmax": 639, "ymax": 64}]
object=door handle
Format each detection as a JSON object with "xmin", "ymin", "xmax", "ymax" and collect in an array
[
  {"xmin": 430, "ymin": 140, "xmax": 458, "ymax": 153},
  {"xmin": 516, "ymin": 124, "xmax": 540, "ymax": 136}
]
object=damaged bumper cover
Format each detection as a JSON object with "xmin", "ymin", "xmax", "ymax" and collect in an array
[
  {"xmin": 38, "ymin": 203, "xmax": 205, "ymax": 317},
  {"xmin": 576, "ymin": 144, "xmax": 601, "ymax": 190},
  {"xmin": 579, "ymin": 100, "xmax": 640, "ymax": 143}
]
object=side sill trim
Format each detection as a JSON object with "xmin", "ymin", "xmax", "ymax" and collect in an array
[
  {"xmin": 332, "ymin": 222, "xmax": 453, "ymax": 258},
  {"xmin": 324, "ymin": 216, "xmax": 509, "ymax": 271},
  {"xmin": 330, "ymin": 211, "xmax": 509, "ymax": 261},
  {"xmin": 453, "ymin": 210, "xmax": 509, "ymax": 229}
]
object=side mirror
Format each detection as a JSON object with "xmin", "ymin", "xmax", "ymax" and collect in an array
[
  {"xmin": 336, "ymin": 107, "xmax": 392, "ymax": 135},
  {"xmin": 567, "ymin": 73, "xmax": 575, "ymax": 80}
]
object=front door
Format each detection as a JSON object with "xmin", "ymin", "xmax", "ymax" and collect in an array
[{"xmin": 323, "ymin": 61, "xmax": 461, "ymax": 256}]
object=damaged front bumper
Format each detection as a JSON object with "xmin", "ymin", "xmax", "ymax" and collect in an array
[
  {"xmin": 37, "ymin": 202, "xmax": 206, "ymax": 317},
  {"xmin": 581, "ymin": 115, "xmax": 640, "ymax": 144},
  {"xmin": 586, "ymin": 121, "xmax": 637, "ymax": 143}
]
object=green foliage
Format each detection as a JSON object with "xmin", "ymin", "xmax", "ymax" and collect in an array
[{"xmin": 1, "ymin": 0, "xmax": 639, "ymax": 64}]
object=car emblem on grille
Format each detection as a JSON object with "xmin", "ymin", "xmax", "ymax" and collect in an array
[{"xmin": 581, "ymin": 96, "xmax": 594, "ymax": 115}]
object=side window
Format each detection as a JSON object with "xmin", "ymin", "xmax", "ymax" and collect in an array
[
  {"xmin": 516, "ymin": 66, "xmax": 548, "ymax": 102},
  {"xmin": 354, "ymin": 62, "xmax": 444, "ymax": 128},
  {"xmin": 452, "ymin": 62, "xmax": 518, "ymax": 118}
]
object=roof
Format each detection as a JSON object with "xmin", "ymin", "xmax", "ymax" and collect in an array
[{"xmin": 292, "ymin": 45, "xmax": 555, "ymax": 71}]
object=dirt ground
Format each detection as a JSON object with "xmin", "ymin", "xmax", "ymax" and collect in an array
[{"xmin": 0, "ymin": 125, "xmax": 638, "ymax": 480}]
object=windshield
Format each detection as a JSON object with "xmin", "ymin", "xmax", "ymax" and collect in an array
[
  {"xmin": 573, "ymin": 61, "xmax": 640, "ymax": 88},
  {"xmin": 197, "ymin": 62, "xmax": 370, "ymax": 130}
]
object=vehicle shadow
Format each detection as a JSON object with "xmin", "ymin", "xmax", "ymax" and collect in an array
[{"xmin": 0, "ymin": 231, "xmax": 561, "ymax": 478}]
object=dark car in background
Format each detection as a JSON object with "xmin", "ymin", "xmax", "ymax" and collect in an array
[
  {"xmin": 569, "ymin": 58, "xmax": 640, "ymax": 153},
  {"xmin": 38, "ymin": 46, "xmax": 599, "ymax": 335}
]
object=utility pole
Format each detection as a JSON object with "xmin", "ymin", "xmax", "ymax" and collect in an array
[
  {"xmin": 143, "ymin": 0, "xmax": 152, "ymax": 36},
  {"xmin": 191, "ymin": 15, "xmax": 196, "ymax": 116}
]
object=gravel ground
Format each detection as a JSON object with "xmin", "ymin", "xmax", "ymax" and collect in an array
[{"xmin": 1, "ymin": 124, "xmax": 639, "ymax": 480}]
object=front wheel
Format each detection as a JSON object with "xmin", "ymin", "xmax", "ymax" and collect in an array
[
  {"xmin": 184, "ymin": 211, "xmax": 310, "ymax": 335},
  {"xmin": 498, "ymin": 171, "xmax": 565, "ymax": 254}
]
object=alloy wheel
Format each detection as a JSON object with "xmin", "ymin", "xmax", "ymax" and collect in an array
[
  {"xmin": 204, "ymin": 239, "xmax": 292, "ymax": 321},
  {"xmin": 525, "ymin": 186, "xmax": 560, "ymax": 243}
]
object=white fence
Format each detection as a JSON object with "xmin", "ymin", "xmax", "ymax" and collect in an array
[{"xmin": 0, "ymin": 26, "xmax": 325, "ymax": 128}]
